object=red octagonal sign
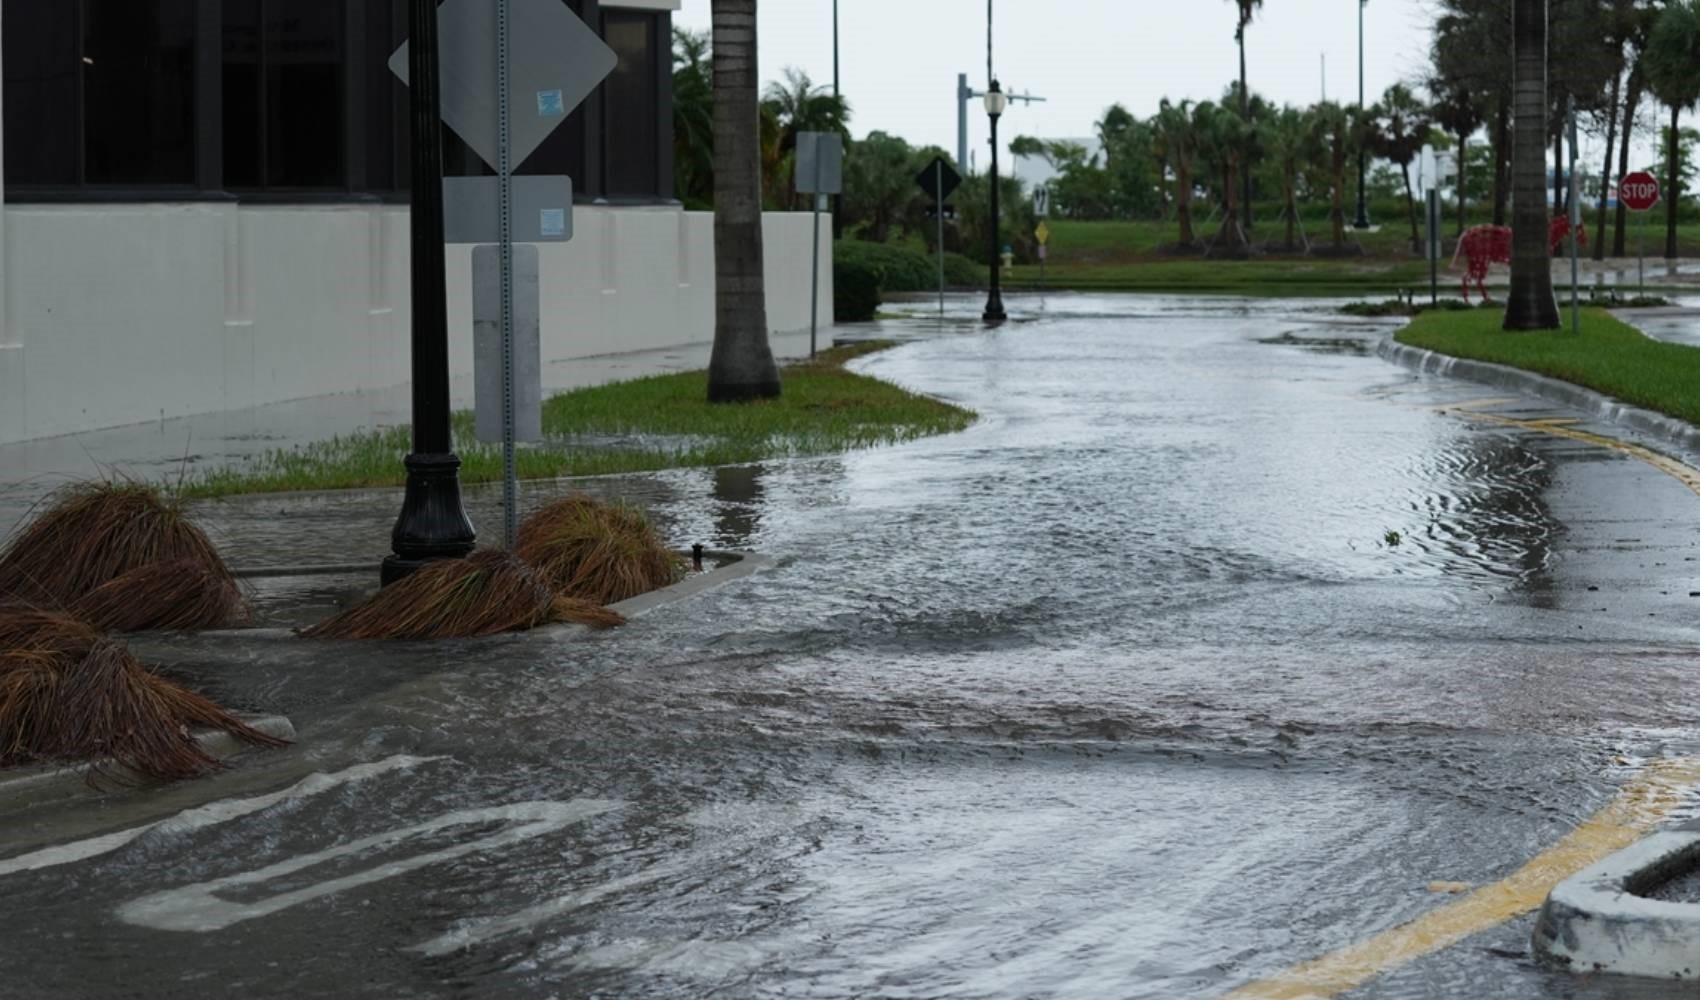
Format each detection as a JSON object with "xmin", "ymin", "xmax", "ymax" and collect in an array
[{"xmin": 1620, "ymin": 171, "xmax": 1661, "ymax": 212}]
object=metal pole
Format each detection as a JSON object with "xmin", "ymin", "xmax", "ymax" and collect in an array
[
  {"xmin": 1639, "ymin": 207, "xmax": 1646, "ymax": 296},
  {"xmin": 936, "ymin": 162, "xmax": 946, "ymax": 317},
  {"xmin": 1428, "ymin": 189, "xmax": 1439, "ymax": 305},
  {"xmin": 832, "ymin": 0, "xmax": 840, "ymax": 98},
  {"xmin": 498, "ymin": 0, "xmax": 518, "ymax": 546},
  {"xmin": 809, "ymin": 165, "xmax": 822, "ymax": 357},
  {"xmin": 1568, "ymin": 98, "xmax": 1581, "ymax": 335},
  {"xmin": 957, "ymin": 74, "xmax": 969, "ymax": 171},
  {"xmin": 984, "ymin": 101, "xmax": 1006, "ymax": 323},
  {"xmin": 385, "ymin": 0, "xmax": 476, "ymax": 584},
  {"xmin": 1353, "ymin": 0, "xmax": 1369, "ymax": 230}
]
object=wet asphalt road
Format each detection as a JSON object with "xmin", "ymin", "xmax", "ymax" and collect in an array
[{"xmin": 8, "ymin": 294, "xmax": 1700, "ymax": 998}]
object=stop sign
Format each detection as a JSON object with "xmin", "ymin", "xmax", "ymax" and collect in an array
[{"xmin": 1620, "ymin": 171, "xmax": 1661, "ymax": 212}]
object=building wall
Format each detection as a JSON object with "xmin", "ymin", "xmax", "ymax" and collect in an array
[{"xmin": 0, "ymin": 203, "xmax": 831, "ymax": 445}]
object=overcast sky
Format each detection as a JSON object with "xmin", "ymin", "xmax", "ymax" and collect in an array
[{"xmin": 676, "ymin": 0, "xmax": 1443, "ymax": 158}]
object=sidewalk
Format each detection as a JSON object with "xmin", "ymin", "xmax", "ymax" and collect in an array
[{"xmin": 0, "ymin": 327, "xmax": 840, "ymax": 543}]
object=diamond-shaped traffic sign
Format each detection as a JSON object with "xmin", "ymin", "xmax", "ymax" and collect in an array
[
  {"xmin": 390, "ymin": 0, "xmax": 616, "ymax": 172},
  {"xmin": 1035, "ymin": 220, "xmax": 1051, "ymax": 245},
  {"xmin": 916, "ymin": 156, "xmax": 962, "ymax": 203}
]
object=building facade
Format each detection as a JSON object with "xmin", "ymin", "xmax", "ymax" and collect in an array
[{"xmin": 0, "ymin": 0, "xmax": 828, "ymax": 444}]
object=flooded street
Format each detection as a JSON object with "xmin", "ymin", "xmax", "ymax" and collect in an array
[{"xmin": 8, "ymin": 294, "xmax": 1700, "ymax": 998}]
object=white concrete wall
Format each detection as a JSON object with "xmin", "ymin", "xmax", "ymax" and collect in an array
[{"xmin": 0, "ymin": 203, "xmax": 831, "ymax": 445}]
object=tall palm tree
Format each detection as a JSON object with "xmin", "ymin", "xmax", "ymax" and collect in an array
[
  {"xmin": 1196, "ymin": 103, "xmax": 1251, "ymax": 253},
  {"xmin": 1152, "ymin": 99, "xmax": 1201, "ymax": 249},
  {"xmin": 1260, "ymin": 106, "xmax": 1312, "ymax": 251},
  {"xmin": 1644, "ymin": 0, "xmax": 1700, "ymax": 261},
  {"xmin": 1308, "ymin": 101, "xmax": 1357, "ymax": 251},
  {"xmin": 1369, "ymin": 84, "xmax": 1433, "ymax": 253},
  {"xmin": 1505, "ymin": 0, "xmax": 1559, "ymax": 330},
  {"xmin": 1426, "ymin": 73, "xmax": 1483, "ymax": 237},
  {"xmin": 672, "ymin": 28, "xmax": 715, "ymax": 209},
  {"xmin": 1226, "ymin": 0, "xmax": 1263, "ymax": 230},
  {"xmin": 707, "ymin": 0, "xmax": 780, "ymax": 403}
]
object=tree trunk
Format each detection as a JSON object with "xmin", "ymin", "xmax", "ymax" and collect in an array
[
  {"xmin": 1284, "ymin": 174, "xmax": 1296, "ymax": 247},
  {"xmin": 1332, "ymin": 142, "xmax": 1347, "ymax": 247},
  {"xmin": 1592, "ymin": 68, "xmax": 1621, "ymax": 261},
  {"xmin": 1457, "ymin": 127, "xmax": 1469, "ymax": 236},
  {"xmin": 1505, "ymin": 0, "xmax": 1559, "ymax": 329},
  {"xmin": 1492, "ymin": 103, "xmax": 1511, "ymax": 225},
  {"xmin": 1667, "ymin": 104, "xmax": 1682, "ymax": 261},
  {"xmin": 1613, "ymin": 70, "xmax": 1642, "ymax": 257},
  {"xmin": 1176, "ymin": 163, "xmax": 1196, "ymax": 245},
  {"xmin": 1551, "ymin": 126, "xmax": 1564, "ymax": 215},
  {"xmin": 707, "ymin": 0, "xmax": 781, "ymax": 402},
  {"xmin": 1239, "ymin": 29, "xmax": 1253, "ymax": 232},
  {"xmin": 1402, "ymin": 162, "xmax": 1420, "ymax": 252}
]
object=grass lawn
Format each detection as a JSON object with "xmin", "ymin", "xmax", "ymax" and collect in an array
[
  {"xmin": 1395, "ymin": 306, "xmax": 1700, "ymax": 426},
  {"xmin": 187, "ymin": 342, "xmax": 975, "ymax": 497},
  {"xmin": 993, "ymin": 216, "xmax": 1700, "ymax": 296}
]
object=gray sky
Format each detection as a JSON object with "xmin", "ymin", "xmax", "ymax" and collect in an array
[{"xmin": 675, "ymin": 0, "xmax": 1442, "ymax": 156}]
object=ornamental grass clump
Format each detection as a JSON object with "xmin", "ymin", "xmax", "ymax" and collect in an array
[
  {"xmin": 303, "ymin": 549, "xmax": 623, "ymax": 641},
  {"xmin": 0, "ymin": 609, "xmax": 287, "ymax": 782},
  {"xmin": 516, "ymin": 494, "xmax": 686, "ymax": 606},
  {"xmin": 0, "ymin": 481, "xmax": 247, "ymax": 630}
]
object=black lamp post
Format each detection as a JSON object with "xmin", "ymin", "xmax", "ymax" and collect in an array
[
  {"xmin": 383, "ymin": 0, "xmax": 476, "ymax": 585},
  {"xmin": 1353, "ymin": 0, "xmax": 1371, "ymax": 230},
  {"xmin": 983, "ymin": 79, "xmax": 1009, "ymax": 324}
]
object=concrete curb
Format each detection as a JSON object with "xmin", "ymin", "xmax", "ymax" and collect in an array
[
  {"xmin": 0, "ymin": 715, "xmax": 297, "ymax": 812},
  {"xmin": 1376, "ymin": 336, "xmax": 1700, "ymax": 457},
  {"xmin": 1532, "ymin": 822, "xmax": 1700, "ymax": 979}
]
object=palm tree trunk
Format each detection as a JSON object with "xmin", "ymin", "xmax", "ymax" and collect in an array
[
  {"xmin": 707, "ymin": 0, "xmax": 781, "ymax": 402},
  {"xmin": 1491, "ymin": 104, "xmax": 1511, "ymax": 226},
  {"xmin": 1592, "ymin": 68, "xmax": 1621, "ymax": 261},
  {"xmin": 1284, "ymin": 175, "xmax": 1296, "ymax": 247},
  {"xmin": 1551, "ymin": 126, "xmax": 1564, "ymax": 215},
  {"xmin": 1238, "ymin": 29, "xmax": 1253, "ymax": 232},
  {"xmin": 1613, "ymin": 70, "xmax": 1642, "ymax": 257},
  {"xmin": 1401, "ymin": 163, "xmax": 1421, "ymax": 252},
  {"xmin": 1332, "ymin": 143, "xmax": 1347, "ymax": 247},
  {"xmin": 1505, "ymin": 0, "xmax": 1559, "ymax": 329},
  {"xmin": 1177, "ymin": 164, "xmax": 1196, "ymax": 245},
  {"xmin": 1667, "ymin": 104, "xmax": 1682, "ymax": 261}
]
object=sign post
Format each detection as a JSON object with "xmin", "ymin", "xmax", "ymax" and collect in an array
[
  {"xmin": 1034, "ymin": 186, "xmax": 1051, "ymax": 291},
  {"xmin": 1619, "ymin": 170, "xmax": 1661, "ymax": 298},
  {"xmin": 916, "ymin": 156, "xmax": 963, "ymax": 319},
  {"xmin": 392, "ymin": 0, "xmax": 615, "ymax": 547},
  {"xmin": 1427, "ymin": 188, "xmax": 1440, "ymax": 305},
  {"xmin": 1567, "ymin": 98, "xmax": 1581, "ymax": 335},
  {"xmin": 796, "ymin": 132, "xmax": 844, "ymax": 356}
]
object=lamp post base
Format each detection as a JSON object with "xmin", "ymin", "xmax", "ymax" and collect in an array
[
  {"xmin": 382, "ymin": 451, "xmax": 476, "ymax": 586},
  {"xmin": 983, "ymin": 290, "xmax": 1007, "ymax": 324}
]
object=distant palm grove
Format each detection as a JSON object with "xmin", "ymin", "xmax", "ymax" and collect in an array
[{"xmin": 676, "ymin": 0, "xmax": 1700, "ymax": 272}]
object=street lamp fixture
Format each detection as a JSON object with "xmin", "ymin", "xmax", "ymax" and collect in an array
[{"xmin": 983, "ymin": 80, "xmax": 1009, "ymax": 324}]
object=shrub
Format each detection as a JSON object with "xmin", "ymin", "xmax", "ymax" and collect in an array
[{"xmin": 835, "ymin": 253, "xmax": 883, "ymax": 321}]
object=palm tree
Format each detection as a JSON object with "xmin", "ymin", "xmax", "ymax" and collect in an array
[
  {"xmin": 1369, "ymin": 84, "xmax": 1433, "ymax": 253},
  {"xmin": 1260, "ymin": 106, "xmax": 1312, "ymax": 251},
  {"xmin": 1426, "ymin": 73, "xmax": 1483, "ymax": 236},
  {"xmin": 1308, "ymin": 101, "xmax": 1357, "ymax": 252},
  {"xmin": 1226, "ymin": 0, "xmax": 1263, "ymax": 230},
  {"xmin": 1644, "ymin": 0, "xmax": 1700, "ymax": 261},
  {"xmin": 1504, "ymin": 0, "xmax": 1559, "ymax": 330},
  {"xmin": 1196, "ymin": 103, "xmax": 1251, "ymax": 253},
  {"xmin": 707, "ymin": 0, "xmax": 780, "ymax": 403},
  {"xmin": 672, "ymin": 29, "xmax": 715, "ymax": 209},
  {"xmin": 1152, "ymin": 99, "xmax": 1201, "ymax": 249}
]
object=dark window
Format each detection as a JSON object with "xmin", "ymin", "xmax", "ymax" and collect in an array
[
  {"xmin": 223, "ymin": 0, "xmax": 346, "ymax": 190},
  {"xmin": 4, "ymin": 0, "xmax": 197, "ymax": 189},
  {"xmin": 601, "ymin": 11, "xmax": 658, "ymax": 198}
]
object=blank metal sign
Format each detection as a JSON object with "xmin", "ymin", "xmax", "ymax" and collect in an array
[
  {"xmin": 795, "ymin": 132, "xmax": 844, "ymax": 195},
  {"xmin": 443, "ymin": 175, "xmax": 573, "ymax": 245}
]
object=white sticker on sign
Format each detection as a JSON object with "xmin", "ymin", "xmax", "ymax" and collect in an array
[{"xmin": 540, "ymin": 208, "xmax": 566, "ymax": 237}]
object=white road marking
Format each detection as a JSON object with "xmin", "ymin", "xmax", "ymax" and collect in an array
[
  {"xmin": 116, "ymin": 799, "xmax": 622, "ymax": 932},
  {"xmin": 414, "ymin": 803, "xmax": 804, "ymax": 957},
  {"xmin": 0, "ymin": 754, "xmax": 443, "ymax": 879}
]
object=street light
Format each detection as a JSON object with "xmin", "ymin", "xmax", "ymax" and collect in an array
[
  {"xmin": 983, "ymin": 80, "xmax": 1009, "ymax": 324},
  {"xmin": 1353, "ymin": 0, "xmax": 1371, "ymax": 230},
  {"xmin": 384, "ymin": 0, "xmax": 477, "ymax": 585}
]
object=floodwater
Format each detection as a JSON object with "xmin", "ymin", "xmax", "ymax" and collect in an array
[{"xmin": 8, "ymin": 294, "xmax": 1700, "ymax": 998}]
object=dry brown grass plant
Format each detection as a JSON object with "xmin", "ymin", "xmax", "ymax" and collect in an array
[
  {"xmin": 303, "ymin": 549, "xmax": 624, "ymax": 640},
  {"xmin": 0, "ymin": 610, "xmax": 287, "ymax": 782},
  {"xmin": 0, "ymin": 481, "xmax": 246, "ymax": 630},
  {"xmin": 516, "ymin": 494, "xmax": 685, "ymax": 606}
]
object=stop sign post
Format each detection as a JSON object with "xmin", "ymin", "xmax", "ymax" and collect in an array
[{"xmin": 1620, "ymin": 171, "xmax": 1660, "ymax": 295}]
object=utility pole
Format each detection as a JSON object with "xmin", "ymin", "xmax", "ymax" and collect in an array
[{"xmin": 1353, "ymin": 0, "xmax": 1371, "ymax": 229}]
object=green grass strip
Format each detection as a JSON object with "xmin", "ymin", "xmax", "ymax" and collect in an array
[
  {"xmin": 187, "ymin": 341, "xmax": 975, "ymax": 498},
  {"xmin": 1395, "ymin": 306, "xmax": 1700, "ymax": 425}
]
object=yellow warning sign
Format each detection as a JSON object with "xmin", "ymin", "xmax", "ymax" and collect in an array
[{"xmin": 1035, "ymin": 220, "xmax": 1051, "ymax": 245}]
